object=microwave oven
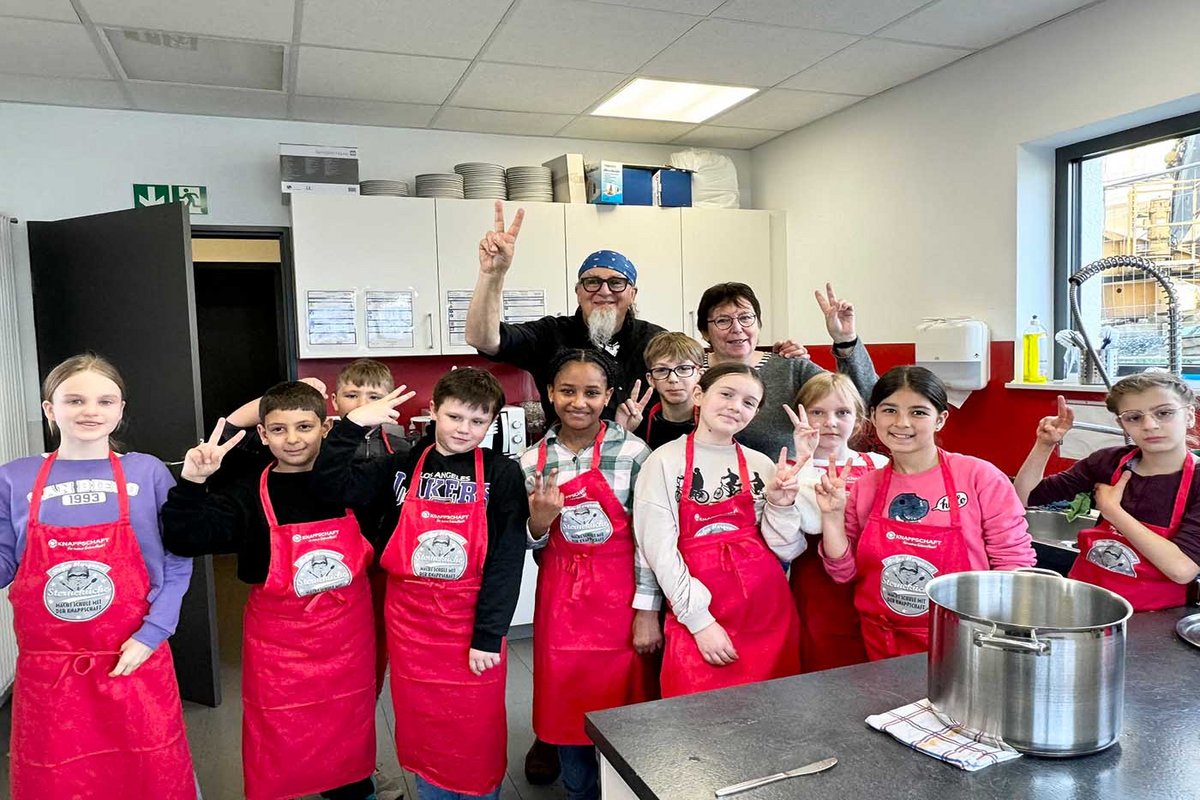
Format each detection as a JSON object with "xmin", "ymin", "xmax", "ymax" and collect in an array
[{"xmin": 483, "ymin": 404, "xmax": 528, "ymax": 457}]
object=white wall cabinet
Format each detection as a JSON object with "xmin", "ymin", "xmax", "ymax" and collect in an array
[
  {"xmin": 435, "ymin": 199, "xmax": 569, "ymax": 356},
  {"xmin": 680, "ymin": 208, "xmax": 773, "ymax": 343},
  {"xmin": 291, "ymin": 194, "xmax": 441, "ymax": 358}
]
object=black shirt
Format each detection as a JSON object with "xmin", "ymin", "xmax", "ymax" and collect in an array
[
  {"xmin": 486, "ymin": 308, "xmax": 666, "ymax": 423},
  {"xmin": 635, "ymin": 407, "xmax": 696, "ymax": 451},
  {"xmin": 313, "ymin": 419, "xmax": 530, "ymax": 652}
]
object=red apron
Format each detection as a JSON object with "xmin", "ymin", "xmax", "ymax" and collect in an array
[
  {"xmin": 532, "ymin": 425, "xmax": 651, "ymax": 744},
  {"xmin": 855, "ymin": 451, "xmax": 969, "ymax": 660},
  {"xmin": 1067, "ymin": 449, "xmax": 1193, "ymax": 611},
  {"xmin": 790, "ymin": 455, "xmax": 874, "ymax": 673},
  {"xmin": 661, "ymin": 435, "xmax": 801, "ymax": 698},
  {"xmin": 242, "ymin": 464, "xmax": 376, "ymax": 800},
  {"xmin": 381, "ymin": 446, "xmax": 507, "ymax": 795},
  {"xmin": 9, "ymin": 451, "xmax": 195, "ymax": 800}
]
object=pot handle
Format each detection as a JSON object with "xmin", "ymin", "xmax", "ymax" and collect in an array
[
  {"xmin": 1015, "ymin": 567, "xmax": 1063, "ymax": 578},
  {"xmin": 973, "ymin": 624, "xmax": 1050, "ymax": 655}
]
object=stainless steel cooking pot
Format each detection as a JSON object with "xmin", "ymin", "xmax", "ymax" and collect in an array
[{"xmin": 926, "ymin": 569, "xmax": 1133, "ymax": 757}]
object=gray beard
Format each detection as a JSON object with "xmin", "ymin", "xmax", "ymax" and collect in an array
[{"xmin": 587, "ymin": 306, "xmax": 619, "ymax": 348}]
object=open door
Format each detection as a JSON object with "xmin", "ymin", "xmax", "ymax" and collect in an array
[{"xmin": 27, "ymin": 202, "xmax": 222, "ymax": 707}]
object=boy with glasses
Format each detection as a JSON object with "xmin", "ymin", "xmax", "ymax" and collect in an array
[{"xmin": 617, "ymin": 332, "xmax": 705, "ymax": 450}]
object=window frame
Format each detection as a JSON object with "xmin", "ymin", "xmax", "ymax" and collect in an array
[{"xmin": 1053, "ymin": 109, "xmax": 1200, "ymax": 377}]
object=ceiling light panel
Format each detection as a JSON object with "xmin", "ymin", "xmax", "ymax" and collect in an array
[
  {"xmin": 592, "ymin": 78, "xmax": 757, "ymax": 123},
  {"xmin": 106, "ymin": 28, "xmax": 284, "ymax": 90}
]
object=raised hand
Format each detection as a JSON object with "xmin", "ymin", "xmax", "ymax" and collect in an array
[
  {"xmin": 784, "ymin": 404, "xmax": 819, "ymax": 465},
  {"xmin": 299, "ymin": 376, "xmax": 328, "ymax": 399},
  {"xmin": 766, "ymin": 447, "xmax": 802, "ymax": 506},
  {"xmin": 616, "ymin": 379, "xmax": 654, "ymax": 433},
  {"xmin": 1036, "ymin": 395, "xmax": 1075, "ymax": 447},
  {"xmin": 181, "ymin": 417, "xmax": 246, "ymax": 484},
  {"xmin": 527, "ymin": 468, "xmax": 564, "ymax": 537},
  {"xmin": 478, "ymin": 200, "xmax": 525, "ymax": 276},
  {"xmin": 772, "ymin": 340, "xmax": 811, "ymax": 360},
  {"xmin": 1093, "ymin": 471, "xmax": 1131, "ymax": 518},
  {"xmin": 815, "ymin": 459, "xmax": 854, "ymax": 515},
  {"xmin": 814, "ymin": 282, "xmax": 857, "ymax": 344},
  {"xmin": 694, "ymin": 621, "xmax": 739, "ymax": 666},
  {"xmin": 345, "ymin": 385, "xmax": 416, "ymax": 428}
]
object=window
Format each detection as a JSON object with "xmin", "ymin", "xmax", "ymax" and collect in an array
[{"xmin": 1054, "ymin": 110, "xmax": 1200, "ymax": 380}]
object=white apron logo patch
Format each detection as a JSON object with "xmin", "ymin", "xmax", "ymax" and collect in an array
[
  {"xmin": 559, "ymin": 501, "xmax": 613, "ymax": 545},
  {"xmin": 292, "ymin": 549, "xmax": 353, "ymax": 597},
  {"xmin": 412, "ymin": 530, "xmax": 468, "ymax": 580},
  {"xmin": 695, "ymin": 522, "xmax": 738, "ymax": 537},
  {"xmin": 879, "ymin": 554, "xmax": 937, "ymax": 617},
  {"xmin": 44, "ymin": 560, "xmax": 115, "ymax": 621},
  {"xmin": 1085, "ymin": 539, "xmax": 1140, "ymax": 577}
]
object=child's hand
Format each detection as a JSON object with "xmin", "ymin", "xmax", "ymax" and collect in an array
[
  {"xmin": 468, "ymin": 648, "xmax": 501, "ymax": 676},
  {"xmin": 478, "ymin": 201, "xmax": 524, "ymax": 276},
  {"xmin": 616, "ymin": 379, "xmax": 654, "ymax": 433},
  {"xmin": 1093, "ymin": 471, "xmax": 1131, "ymax": 518},
  {"xmin": 765, "ymin": 447, "xmax": 801, "ymax": 506},
  {"xmin": 1036, "ymin": 395, "xmax": 1074, "ymax": 447},
  {"xmin": 109, "ymin": 637, "xmax": 154, "ymax": 677},
  {"xmin": 527, "ymin": 469, "xmax": 564, "ymax": 536},
  {"xmin": 345, "ymin": 385, "xmax": 416, "ymax": 428},
  {"xmin": 784, "ymin": 404, "xmax": 819, "ymax": 465},
  {"xmin": 815, "ymin": 460, "xmax": 853, "ymax": 515},
  {"xmin": 181, "ymin": 418, "xmax": 246, "ymax": 484},
  {"xmin": 693, "ymin": 621, "xmax": 738, "ymax": 666},
  {"xmin": 299, "ymin": 376, "xmax": 328, "ymax": 398},
  {"xmin": 631, "ymin": 609, "xmax": 663, "ymax": 655}
]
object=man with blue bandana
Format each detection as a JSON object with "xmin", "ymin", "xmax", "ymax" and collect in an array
[{"xmin": 467, "ymin": 201, "xmax": 667, "ymax": 425}]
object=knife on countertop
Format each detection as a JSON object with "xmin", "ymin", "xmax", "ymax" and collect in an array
[{"xmin": 713, "ymin": 756, "xmax": 838, "ymax": 797}]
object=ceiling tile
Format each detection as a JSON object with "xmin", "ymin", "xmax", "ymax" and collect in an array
[
  {"xmin": 106, "ymin": 29, "xmax": 284, "ymax": 90},
  {"xmin": 782, "ymin": 38, "xmax": 968, "ymax": 95},
  {"xmin": 557, "ymin": 116, "xmax": 695, "ymax": 145},
  {"xmin": 450, "ymin": 62, "xmax": 626, "ymax": 114},
  {"xmin": 582, "ymin": 0, "xmax": 724, "ymax": 12},
  {"xmin": 292, "ymin": 96, "xmax": 438, "ymax": 127},
  {"xmin": 0, "ymin": 0, "xmax": 79, "ymax": 23},
  {"xmin": 710, "ymin": 88, "xmax": 860, "ymax": 130},
  {"xmin": 713, "ymin": 0, "xmax": 930, "ymax": 35},
  {"xmin": 0, "ymin": 18, "xmax": 110, "ymax": 79},
  {"xmin": 433, "ymin": 107, "xmax": 576, "ymax": 136},
  {"xmin": 296, "ymin": 47, "xmax": 469, "ymax": 104},
  {"xmin": 128, "ymin": 82, "xmax": 287, "ymax": 117},
  {"xmin": 673, "ymin": 125, "xmax": 781, "ymax": 149},
  {"xmin": 483, "ymin": 0, "xmax": 697, "ymax": 70},
  {"xmin": 878, "ymin": 0, "xmax": 1095, "ymax": 49},
  {"xmin": 0, "ymin": 74, "xmax": 127, "ymax": 108},
  {"xmin": 79, "ymin": 0, "xmax": 296, "ymax": 42},
  {"xmin": 640, "ymin": 19, "xmax": 857, "ymax": 86},
  {"xmin": 300, "ymin": 0, "xmax": 510, "ymax": 59}
]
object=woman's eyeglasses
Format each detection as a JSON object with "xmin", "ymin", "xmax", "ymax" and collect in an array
[
  {"xmin": 1115, "ymin": 405, "xmax": 1189, "ymax": 425},
  {"xmin": 648, "ymin": 364, "xmax": 699, "ymax": 380},
  {"xmin": 707, "ymin": 313, "xmax": 758, "ymax": 331},
  {"xmin": 579, "ymin": 276, "xmax": 630, "ymax": 293}
]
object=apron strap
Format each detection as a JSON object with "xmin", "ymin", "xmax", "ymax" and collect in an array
[
  {"xmin": 28, "ymin": 451, "xmax": 130, "ymax": 526},
  {"xmin": 1169, "ymin": 453, "xmax": 1196, "ymax": 530},
  {"xmin": 382, "ymin": 429, "xmax": 394, "ymax": 455},
  {"xmin": 645, "ymin": 402, "xmax": 661, "ymax": 444},
  {"xmin": 1107, "ymin": 448, "xmax": 1141, "ymax": 484},
  {"xmin": 258, "ymin": 464, "xmax": 280, "ymax": 528},
  {"xmin": 27, "ymin": 451, "xmax": 58, "ymax": 524}
]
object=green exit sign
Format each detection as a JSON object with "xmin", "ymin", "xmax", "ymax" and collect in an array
[{"xmin": 133, "ymin": 183, "xmax": 209, "ymax": 215}]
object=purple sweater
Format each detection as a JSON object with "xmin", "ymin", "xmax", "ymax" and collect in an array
[{"xmin": 0, "ymin": 452, "xmax": 193, "ymax": 649}]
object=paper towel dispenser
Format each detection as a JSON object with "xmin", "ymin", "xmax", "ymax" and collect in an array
[{"xmin": 915, "ymin": 318, "xmax": 990, "ymax": 391}]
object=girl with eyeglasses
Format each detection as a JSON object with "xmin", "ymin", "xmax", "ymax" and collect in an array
[{"xmin": 1016, "ymin": 371, "xmax": 1200, "ymax": 610}]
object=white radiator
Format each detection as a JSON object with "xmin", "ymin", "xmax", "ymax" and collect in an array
[{"xmin": 0, "ymin": 214, "xmax": 28, "ymax": 695}]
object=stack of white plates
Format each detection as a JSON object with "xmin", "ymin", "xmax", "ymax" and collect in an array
[
  {"xmin": 506, "ymin": 166, "xmax": 553, "ymax": 202},
  {"xmin": 359, "ymin": 179, "xmax": 410, "ymax": 196},
  {"xmin": 415, "ymin": 173, "xmax": 465, "ymax": 199},
  {"xmin": 455, "ymin": 162, "xmax": 507, "ymax": 200}
]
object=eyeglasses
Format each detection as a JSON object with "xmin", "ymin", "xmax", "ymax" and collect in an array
[
  {"xmin": 579, "ymin": 276, "xmax": 630, "ymax": 293},
  {"xmin": 707, "ymin": 313, "xmax": 758, "ymax": 331},
  {"xmin": 1115, "ymin": 405, "xmax": 1189, "ymax": 425},
  {"xmin": 648, "ymin": 364, "xmax": 699, "ymax": 381}
]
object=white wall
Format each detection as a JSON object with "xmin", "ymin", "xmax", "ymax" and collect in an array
[
  {"xmin": 0, "ymin": 103, "xmax": 753, "ymax": 451},
  {"xmin": 751, "ymin": 0, "xmax": 1200, "ymax": 347}
]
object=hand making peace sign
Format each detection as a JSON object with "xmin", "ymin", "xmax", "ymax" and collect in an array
[
  {"xmin": 181, "ymin": 417, "xmax": 246, "ymax": 484},
  {"xmin": 616, "ymin": 379, "xmax": 654, "ymax": 433},
  {"xmin": 784, "ymin": 403, "xmax": 819, "ymax": 465},
  {"xmin": 765, "ymin": 447, "xmax": 803, "ymax": 507},
  {"xmin": 345, "ymin": 385, "xmax": 417, "ymax": 428},
  {"xmin": 527, "ymin": 468, "xmax": 564, "ymax": 537},
  {"xmin": 478, "ymin": 200, "xmax": 525, "ymax": 276},
  {"xmin": 815, "ymin": 459, "xmax": 855, "ymax": 515},
  {"xmin": 814, "ymin": 282, "xmax": 857, "ymax": 344},
  {"xmin": 1036, "ymin": 395, "xmax": 1075, "ymax": 447}
]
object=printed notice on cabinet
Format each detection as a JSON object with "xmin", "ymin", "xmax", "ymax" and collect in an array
[
  {"xmin": 306, "ymin": 290, "xmax": 357, "ymax": 346},
  {"xmin": 366, "ymin": 290, "xmax": 414, "ymax": 348},
  {"xmin": 446, "ymin": 289, "xmax": 473, "ymax": 347},
  {"xmin": 503, "ymin": 289, "xmax": 546, "ymax": 325}
]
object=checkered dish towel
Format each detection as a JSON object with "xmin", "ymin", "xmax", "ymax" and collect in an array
[{"xmin": 865, "ymin": 699, "xmax": 1022, "ymax": 771}]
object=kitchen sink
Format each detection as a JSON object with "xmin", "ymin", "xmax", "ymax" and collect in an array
[{"xmin": 1024, "ymin": 508, "xmax": 1090, "ymax": 576}]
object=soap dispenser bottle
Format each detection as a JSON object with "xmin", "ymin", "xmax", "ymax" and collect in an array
[{"xmin": 1022, "ymin": 315, "xmax": 1048, "ymax": 383}]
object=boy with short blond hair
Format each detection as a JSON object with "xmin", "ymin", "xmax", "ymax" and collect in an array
[{"xmin": 624, "ymin": 332, "xmax": 704, "ymax": 450}]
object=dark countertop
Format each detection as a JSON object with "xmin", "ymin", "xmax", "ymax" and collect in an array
[{"xmin": 586, "ymin": 607, "xmax": 1200, "ymax": 800}]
